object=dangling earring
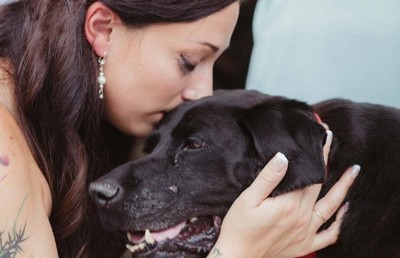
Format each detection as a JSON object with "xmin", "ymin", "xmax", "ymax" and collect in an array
[{"xmin": 97, "ymin": 53, "xmax": 106, "ymax": 99}]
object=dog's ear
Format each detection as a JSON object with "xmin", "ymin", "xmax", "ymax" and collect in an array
[{"xmin": 238, "ymin": 97, "xmax": 327, "ymax": 196}]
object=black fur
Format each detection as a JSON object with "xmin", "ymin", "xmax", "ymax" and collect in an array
[{"xmin": 91, "ymin": 90, "xmax": 400, "ymax": 258}]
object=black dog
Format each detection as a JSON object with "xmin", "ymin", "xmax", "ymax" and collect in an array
[{"xmin": 90, "ymin": 89, "xmax": 400, "ymax": 258}]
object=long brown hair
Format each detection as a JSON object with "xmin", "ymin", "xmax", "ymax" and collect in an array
[{"xmin": 0, "ymin": 0, "xmax": 238, "ymax": 257}]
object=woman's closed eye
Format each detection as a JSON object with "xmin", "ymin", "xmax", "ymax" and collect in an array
[{"xmin": 179, "ymin": 54, "xmax": 197, "ymax": 74}]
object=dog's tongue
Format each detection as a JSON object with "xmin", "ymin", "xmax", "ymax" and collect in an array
[{"xmin": 128, "ymin": 221, "xmax": 186, "ymax": 244}]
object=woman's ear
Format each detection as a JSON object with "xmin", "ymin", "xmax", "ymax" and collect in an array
[{"xmin": 84, "ymin": 2, "xmax": 118, "ymax": 56}]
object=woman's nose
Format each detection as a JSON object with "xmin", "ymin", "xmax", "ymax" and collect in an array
[{"xmin": 182, "ymin": 72, "xmax": 213, "ymax": 100}]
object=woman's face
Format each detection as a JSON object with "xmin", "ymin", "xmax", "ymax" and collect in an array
[{"xmin": 103, "ymin": 2, "xmax": 240, "ymax": 137}]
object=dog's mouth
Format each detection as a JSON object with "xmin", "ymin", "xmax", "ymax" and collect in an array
[{"xmin": 126, "ymin": 215, "xmax": 222, "ymax": 257}]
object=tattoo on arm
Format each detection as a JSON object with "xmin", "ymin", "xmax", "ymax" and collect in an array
[
  {"xmin": 0, "ymin": 223, "xmax": 27, "ymax": 258},
  {"xmin": 209, "ymin": 248, "xmax": 223, "ymax": 258},
  {"xmin": 0, "ymin": 196, "xmax": 29, "ymax": 258}
]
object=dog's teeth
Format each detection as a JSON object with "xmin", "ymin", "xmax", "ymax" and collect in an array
[
  {"xmin": 127, "ymin": 233, "xmax": 154, "ymax": 254},
  {"xmin": 145, "ymin": 229, "xmax": 155, "ymax": 245},
  {"xmin": 126, "ymin": 243, "xmax": 140, "ymax": 254},
  {"xmin": 190, "ymin": 217, "xmax": 198, "ymax": 223},
  {"xmin": 126, "ymin": 232, "xmax": 132, "ymax": 241},
  {"xmin": 138, "ymin": 242, "xmax": 147, "ymax": 251}
]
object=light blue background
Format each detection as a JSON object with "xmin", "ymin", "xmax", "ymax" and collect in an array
[{"xmin": 246, "ymin": 0, "xmax": 400, "ymax": 108}]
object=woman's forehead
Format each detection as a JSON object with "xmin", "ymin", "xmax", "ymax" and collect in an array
[{"xmin": 133, "ymin": 2, "xmax": 240, "ymax": 52}]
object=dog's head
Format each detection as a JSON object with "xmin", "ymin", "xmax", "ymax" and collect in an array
[{"xmin": 90, "ymin": 89, "xmax": 327, "ymax": 257}]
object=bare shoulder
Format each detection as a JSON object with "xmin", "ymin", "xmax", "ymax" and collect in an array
[{"xmin": 0, "ymin": 106, "xmax": 58, "ymax": 257}]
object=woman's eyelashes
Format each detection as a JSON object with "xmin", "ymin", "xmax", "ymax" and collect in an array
[{"xmin": 179, "ymin": 54, "xmax": 197, "ymax": 74}]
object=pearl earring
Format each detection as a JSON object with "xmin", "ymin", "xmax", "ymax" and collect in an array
[{"xmin": 97, "ymin": 54, "xmax": 106, "ymax": 99}]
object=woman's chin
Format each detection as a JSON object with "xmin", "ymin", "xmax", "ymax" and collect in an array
[
  {"xmin": 130, "ymin": 115, "xmax": 164, "ymax": 137},
  {"xmin": 110, "ymin": 113, "xmax": 164, "ymax": 137},
  {"xmin": 129, "ymin": 125, "xmax": 154, "ymax": 138}
]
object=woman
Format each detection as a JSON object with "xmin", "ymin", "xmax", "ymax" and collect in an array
[{"xmin": 0, "ymin": 0, "xmax": 358, "ymax": 257}]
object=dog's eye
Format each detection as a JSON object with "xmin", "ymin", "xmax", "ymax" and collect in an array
[{"xmin": 183, "ymin": 138, "xmax": 205, "ymax": 150}]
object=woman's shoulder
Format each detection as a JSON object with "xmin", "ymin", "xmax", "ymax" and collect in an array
[
  {"xmin": 0, "ymin": 61, "xmax": 36, "ymax": 175},
  {"xmin": 0, "ymin": 95, "xmax": 57, "ymax": 258},
  {"xmin": 0, "ymin": 59, "xmax": 52, "ymax": 213},
  {"xmin": 0, "ymin": 98, "xmax": 52, "ymax": 212},
  {"xmin": 0, "ymin": 61, "xmax": 57, "ymax": 257}
]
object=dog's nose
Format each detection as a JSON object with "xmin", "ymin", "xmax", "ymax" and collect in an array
[{"xmin": 89, "ymin": 181, "xmax": 122, "ymax": 208}]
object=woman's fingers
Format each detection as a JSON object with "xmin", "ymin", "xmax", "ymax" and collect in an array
[
  {"xmin": 310, "ymin": 202, "xmax": 349, "ymax": 252},
  {"xmin": 239, "ymin": 152, "xmax": 289, "ymax": 207},
  {"xmin": 215, "ymin": 153, "xmax": 359, "ymax": 258},
  {"xmin": 323, "ymin": 130, "xmax": 333, "ymax": 165},
  {"xmin": 299, "ymin": 183, "xmax": 322, "ymax": 215},
  {"xmin": 312, "ymin": 165, "xmax": 360, "ymax": 229}
]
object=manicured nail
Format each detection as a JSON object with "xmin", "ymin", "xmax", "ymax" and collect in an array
[
  {"xmin": 351, "ymin": 165, "xmax": 361, "ymax": 178},
  {"xmin": 271, "ymin": 152, "xmax": 288, "ymax": 173},
  {"xmin": 321, "ymin": 122, "xmax": 329, "ymax": 130},
  {"xmin": 326, "ymin": 130, "xmax": 333, "ymax": 143}
]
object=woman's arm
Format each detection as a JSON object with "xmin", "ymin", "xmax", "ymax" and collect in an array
[
  {"xmin": 209, "ymin": 130, "xmax": 359, "ymax": 258},
  {"xmin": 0, "ymin": 108, "xmax": 58, "ymax": 258}
]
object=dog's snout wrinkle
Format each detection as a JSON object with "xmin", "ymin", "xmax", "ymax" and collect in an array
[{"xmin": 89, "ymin": 181, "xmax": 122, "ymax": 207}]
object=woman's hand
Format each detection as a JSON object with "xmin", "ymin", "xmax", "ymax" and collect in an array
[{"xmin": 209, "ymin": 130, "xmax": 359, "ymax": 258}]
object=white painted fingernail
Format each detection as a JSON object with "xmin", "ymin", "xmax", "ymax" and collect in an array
[
  {"xmin": 326, "ymin": 130, "xmax": 333, "ymax": 142},
  {"xmin": 321, "ymin": 122, "xmax": 329, "ymax": 130},
  {"xmin": 271, "ymin": 152, "xmax": 289, "ymax": 173},
  {"xmin": 351, "ymin": 165, "xmax": 361, "ymax": 178}
]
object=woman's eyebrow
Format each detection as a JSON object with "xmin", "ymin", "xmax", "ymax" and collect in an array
[
  {"xmin": 189, "ymin": 40, "xmax": 220, "ymax": 53},
  {"xmin": 199, "ymin": 42, "xmax": 219, "ymax": 53}
]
